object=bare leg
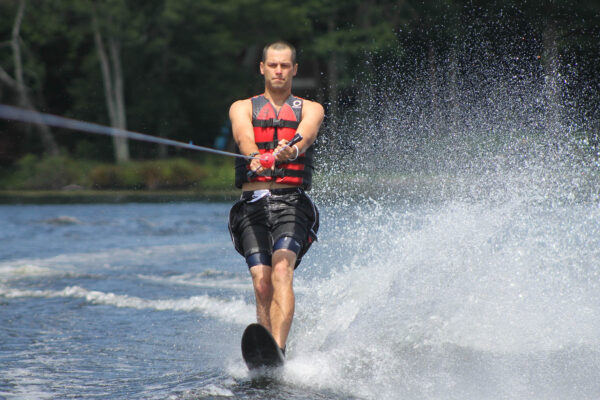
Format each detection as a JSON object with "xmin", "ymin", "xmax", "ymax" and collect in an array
[
  {"xmin": 249, "ymin": 264, "xmax": 273, "ymax": 331},
  {"xmin": 269, "ymin": 249, "xmax": 296, "ymax": 349}
]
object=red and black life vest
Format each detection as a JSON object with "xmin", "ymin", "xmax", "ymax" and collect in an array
[{"xmin": 235, "ymin": 94, "xmax": 315, "ymax": 190}]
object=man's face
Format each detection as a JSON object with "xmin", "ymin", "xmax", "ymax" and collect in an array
[{"xmin": 260, "ymin": 48, "xmax": 297, "ymax": 92}]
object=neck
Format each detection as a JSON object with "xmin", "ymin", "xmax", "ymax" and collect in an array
[{"xmin": 264, "ymin": 88, "xmax": 291, "ymax": 107}]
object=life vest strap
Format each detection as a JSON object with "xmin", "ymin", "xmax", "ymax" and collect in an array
[
  {"xmin": 256, "ymin": 142, "xmax": 278, "ymax": 150},
  {"xmin": 252, "ymin": 118, "xmax": 300, "ymax": 129},
  {"xmin": 261, "ymin": 168, "xmax": 311, "ymax": 178}
]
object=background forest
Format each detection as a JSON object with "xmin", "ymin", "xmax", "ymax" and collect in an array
[{"xmin": 0, "ymin": 0, "xmax": 598, "ymax": 191}]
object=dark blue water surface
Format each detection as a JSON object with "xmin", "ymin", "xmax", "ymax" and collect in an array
[{"xmin": 1, "ymin": 198, "xmax": 599, "ymax": 399}]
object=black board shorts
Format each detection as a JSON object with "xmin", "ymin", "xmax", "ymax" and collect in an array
[{"xmin": 228, "ymin": 187, "xmax": 319, "ymax": 268}]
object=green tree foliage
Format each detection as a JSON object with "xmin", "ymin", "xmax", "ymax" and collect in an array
[{"xmin": 0, "ymin": 0, "xmax": 598, "ymax": 165}]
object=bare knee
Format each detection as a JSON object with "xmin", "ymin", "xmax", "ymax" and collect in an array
[
  {"xmin": 254, "ymin": 277, "xmax": 273, "ymax": 301},
  {"xmin": 271, "ymin": 250, "xmax": 295, "ymax": 287},
  {"xmin": 251, "ymin": 266, "xmax": 273, "ymax": 301}
]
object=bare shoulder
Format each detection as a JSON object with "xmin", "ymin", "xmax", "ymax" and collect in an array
[
  {"xmin": 301, "ymin": 99, "xmax": 325, "ymax": 118},
  {"xmin": 229, "ymin": 98, "xmax": 252, "ymax": 118}
]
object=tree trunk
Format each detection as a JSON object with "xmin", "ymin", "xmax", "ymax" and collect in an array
[
  {"xmin": 109, "ymin": 37, "xmax": 129, "ymax": 162},
  {"xmin": 8, "ymin": 0, "xmax": 60, "ymax": 156},
  {"xmin": 91, "ymin": 4, "xmax": 130, "ymax": 163}
]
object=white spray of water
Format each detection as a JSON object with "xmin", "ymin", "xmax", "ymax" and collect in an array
[
  {"xmin": 284, "ymin": 31, "xmax": 600, "ymax": 399},
  {"xmin": 286, "ymin": 198, "xmax": 599, "ymax": 398}
]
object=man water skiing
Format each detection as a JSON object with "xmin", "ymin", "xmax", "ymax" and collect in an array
[{"xmin": 228, "ymin": 41, "xmax": 324, "ymax": 356}]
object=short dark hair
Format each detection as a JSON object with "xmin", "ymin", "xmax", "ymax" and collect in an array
[{"xmin": 262, "ymin": 41, "xmax": 296, "ymax": 64}]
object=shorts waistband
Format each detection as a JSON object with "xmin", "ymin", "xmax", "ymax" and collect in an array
[{"xmin": 241, "ymin": 187, "xmax": 302, "ymax": 200}]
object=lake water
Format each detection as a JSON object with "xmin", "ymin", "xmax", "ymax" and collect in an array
[{"xmin": 1, "ymin": 190, "xmax": 599, "ymax": 399}]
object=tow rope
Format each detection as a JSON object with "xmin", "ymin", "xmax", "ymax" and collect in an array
[{"xmin": 0, "ymin": 104, "xmax": 301, "ymax": 168}]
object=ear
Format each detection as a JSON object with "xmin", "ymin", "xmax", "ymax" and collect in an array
[
  {"xmin": 260, "ymin": 62, "xmax": 265, "ymax": 76},
  {"xmin": 293, "ymin": 63, "xmax": 298, "ymax": 76}
]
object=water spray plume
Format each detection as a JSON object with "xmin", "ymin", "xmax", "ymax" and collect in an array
[{"xmin": 294, "ymin": 21, "xmax": 600, "ymax": 400}]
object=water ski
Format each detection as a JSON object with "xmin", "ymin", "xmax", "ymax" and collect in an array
[{"xmin": 241, "ymin": 323, "xmax": 285, "ymax": 370}]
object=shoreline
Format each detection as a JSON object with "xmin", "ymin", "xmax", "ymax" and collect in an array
[{"xmin": 0, "ymin": 189, "xmax": 240, "ymax": 204}]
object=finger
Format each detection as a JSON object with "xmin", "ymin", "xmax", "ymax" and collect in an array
[{"xmin": 274, "ymin": 150, "xmax": 286, "ymax": 162}]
